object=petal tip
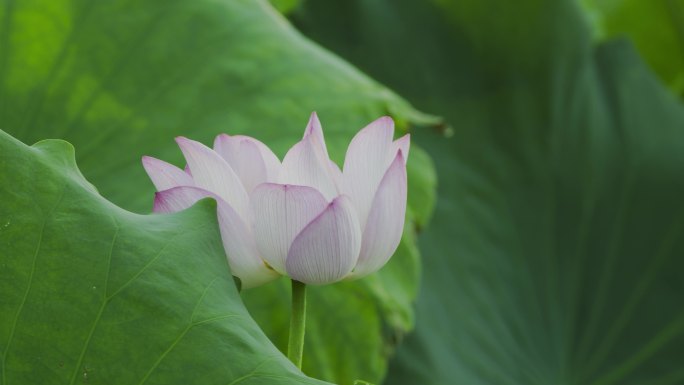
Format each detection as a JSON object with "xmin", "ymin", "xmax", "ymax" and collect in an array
[
  {"xmin": 176, "ymin": 136, "xmax": 213, "ymax": 155},
  {"xmin": 305, "ymin": 111, "xmax": 323, "ymax": 137},
  {"xmin": 394, "ymin": 134, "xmax": 411, "ymax": 162},
  {"xmin": 174, "ymin": 136, "xmax": 191, "ymax": 147},
  {"xmin": 359, "ymin": 116, "xmax": 395, "ymax": 137},
  {"xmin": 213, "ymin": 133, "xmax": 230, "ymax": 146},
  {"xmin": 376, "ymin": 116, "xmax": 394, "ymax": 128}
]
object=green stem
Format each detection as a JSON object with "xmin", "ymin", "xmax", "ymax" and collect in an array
[{"xmin": 287, "ymin": 279, "xmax": 307, "ymax": 369}]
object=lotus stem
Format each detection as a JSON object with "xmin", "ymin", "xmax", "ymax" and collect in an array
[{"xmin": 287, "ymin": 279, "xmax": 307, "ymax": 369}]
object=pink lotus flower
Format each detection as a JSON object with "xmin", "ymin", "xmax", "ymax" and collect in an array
[{"xmin": 143, "ymin": 113, "xmax": 409, "ymax": 288}]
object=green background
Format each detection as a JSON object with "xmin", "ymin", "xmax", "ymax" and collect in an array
[
  {"xmin": 290, "ymin": 0, "xmax": 684, "ymax": 383},
  {"xmin": 1, "ymin": 0, "xmax": 683, "ymax": 384}
]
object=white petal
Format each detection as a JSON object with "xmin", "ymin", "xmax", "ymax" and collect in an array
[
  {"xmin": 153, "ymin": 186, "xmax": 212, "ymax": 213},
  {"xmin": 342, "ymin": 116, "xmax": 395, "ymax": 228},
  {"xmin": 215, "ymin": 197, "xmax": 281, "ymax": 289},
  {"xmin": 155, "ymin": 186, "xmax": 278, "ymax": 289},
  {"xmin": 142, "ymin": 156, "xmax": 194, "ymax": 191},
  {"xmin": 237, "ymin": 140, "xmax": 269, "ymax": 192},
  {"xmin": 285, "ymin": 195, "xmax": 361, "ymax": 285},
  {"xmin": 213, "ymin": 134, "xmax": 268, "ymax": 193},
  {"xmin": 251, "ymin": 183, "xmax": 328, "ymax": 274},
  {"xmin": 349, "ymin": 152, "xmax": 407, "ymax": 279},
  {"xmin": 176, "ymin": 137, "xmax": 250, "ymax": 222},
  {"xmin": 328, "ymin": 160, "xmax": 343, "ymax": 188},
  {"xmin": 391, "ymin": 134, "xmax": 410, "ymax": 165},
  {"xmin": 247, "ymin": 137, "xmax": 282, "ymax": 182},
  {"xmin": 213, "ymin": 134, "xmax": 282, "ymax": 185},
  {"xmin": 304, "ymin": 112, "xmax": 329, "ymax": 160},
  {"xmin": 280, "ymin": 114, "xmax": 339, "ymax": 201},
  {"xmin": 213, "ymin": 134, "xmax": 241, "ymax": 167}
]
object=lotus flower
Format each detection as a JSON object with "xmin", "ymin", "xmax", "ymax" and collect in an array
[{"xmin": 143, "ymin": 113, "xmax": 409, "ymax": 288}]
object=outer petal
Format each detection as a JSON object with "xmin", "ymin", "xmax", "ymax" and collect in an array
[
  {"xmin": 348, "ymin": 152, "xmax": 407, "ymax": 279},
  {"xmin": 285, "ymin": 195, "xmax": 361, "ymax": 285},
  {"xmin": 142, "ymin": 156, "xmax": 194, "ymax": 191},
  {"xmin": 155, "ymin": 186, "xmax": 279, "ymax": 289},
  {"xmin": 280, "ymin": 113, "xmax": 339, "ymax": 201},
  {"xmin": 153, "ymin": 186, "xmax": 212, "ymax": 213},
  {"xmin": 342, "ymin": 116, "xmax": 395, "ymax": 228},
  {"xmin": 176, "ymin": 137, "xmax": 250, "ymax": 222},
  {"xmin": 251, "ymin": 183, "xmax": 328, "ymax": 274}
]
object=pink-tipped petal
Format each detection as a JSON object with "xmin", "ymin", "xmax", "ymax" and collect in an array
[
  {"xmin": 155, "ymin": 186, "xmax": 278, "ymax": 288},
  {"xmin": 152, "ymin": 186, "xmax": 212, "ymax": 214},
  {"xmin": 280, "ymin": 126, "xmax": 339, "ymax": 201},
  {"xmin": 153, "ymin": 186, "xmax": 213, "ymax": 213},
  {"xmin": 342, "ymin": 116, "xmax": 395, "ymax": 228},
  {"xmin": 176, "ymin": 137, "xmax": 250, "ymax": 221},
  {"xmin": 348, "ymin": 152, "xmax": 407, "ymax": 279},
  {"xmin": 251, "ymin": 183, "xmax": 328, "ymax": 274},
  {"xmin": 285, "ymin": 195, "xmax": 361, "ymax": 285},
  {"xmin": 391, "ymin": 134, "xmax": 410, "ymax": 165},
  {"xmin": 305, "ymin": 112, "xmax": 329, "ymax": 160},
  {"xmin": 142, "ymin": 156, "xmax": 194, "ymax": 191}
]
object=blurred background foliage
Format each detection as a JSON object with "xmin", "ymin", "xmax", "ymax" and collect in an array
[
  {"xmin": 287, "ymin": 0, "xmax": 684, "ymax": 384},
  {"xmin": 581, "ymin": 0, "xmax": 684, "ymax": 97},
  {"xmin": 1, "ymin": 0, "xmax": 683, "ymax": 384}
]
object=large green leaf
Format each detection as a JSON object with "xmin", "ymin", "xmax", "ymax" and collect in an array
[
  {"xmin": 581, "ymin": 0, "xmax": 684, "ymax": 97},
  {"xmin": 0, "ymin": 0, "xmax": 437, "ymax": 383},
  {"xmin": 293, "ymin": 0, "xmax": 684, "ymax": 384},
  {"xmin": 0, "ymin": 0, "xmax": 435, "ymax": 214},
  {"xmin": 0, "ymin": 129, "xmax": 330, "ymax": 384}
]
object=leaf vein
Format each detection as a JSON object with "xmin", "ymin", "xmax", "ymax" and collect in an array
[
  {"xmin": 1, "ymin": 185, "xmax": 66, "ymax": 385},
  {"xmin": 68, "ymin": 219, "xmax": 120, "ymax": 385}
]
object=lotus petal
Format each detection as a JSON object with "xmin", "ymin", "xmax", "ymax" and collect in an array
[
  {"xmin": 155, "ymin": 186, "xmax": 278, "ymax": 288},
  {"xmin": 286, "ymin": 195, "xmax": 361, "ymax": 285},
  {"xmin": 176, "ymin": 137, "xmax": 250, "ymax": 221},
  {"xmin": 348, "ymin": 152, "xmax": 407, "ymax": 279},
  {"xmin": 251, "ymin": 183, "xmax": 328, "ymax": 274},
  {"xmin": 142, "ymin": 156, "xmax": 193, "ymax": 191},
  {"xmin": 280, "ymin": 113, "xmax": 339, "ymax": 200},
  {"xmin": 213, "ymin": 134, "xmax": 281, "ymax": 191},
  {"xmin": 342, "ymin": 116, "xmax": 395, "ymax": 228}
]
